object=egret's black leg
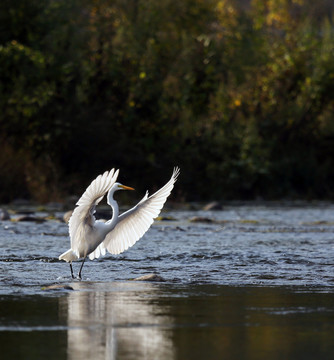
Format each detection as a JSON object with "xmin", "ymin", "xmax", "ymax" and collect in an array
[
  {"xmin": 70, "ymin": 262, "xmax": 75, "ymax": 279},
  {"xmin": 78, "ymin": 257, "xmax": 86, "ymax": 280}
]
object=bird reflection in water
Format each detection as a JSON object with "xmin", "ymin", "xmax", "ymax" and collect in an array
[{"xmin": 60, "ymin": 282, "xmax": 174, "ymax": 360}]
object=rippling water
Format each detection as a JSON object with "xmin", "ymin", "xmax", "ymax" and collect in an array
[
  {"xmin": 1, "ymin": 204, "xmax": 334, "ymax": 359},
  {"xmin": 1, "ymin": 205, "xmax": 334, "ymax": 293}
]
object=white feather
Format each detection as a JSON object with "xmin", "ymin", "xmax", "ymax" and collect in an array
[
  {"xmin": 59, "ymin": 169, "xmax": 119, "ymax": 261},
  {"xmin": 103, "ymin": 167, "xmax": 180, "ymax": 255},
  {"xmin": 59, "ymin": 167, "xmax": 180, "ymax": 279}
]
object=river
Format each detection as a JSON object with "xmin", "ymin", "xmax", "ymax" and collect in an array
[{"xmin": 0, "ymin": 204, "xmax": 334, "ymax": 359}]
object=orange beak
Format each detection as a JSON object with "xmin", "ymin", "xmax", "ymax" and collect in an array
[{"xmin": 118, "ymin": 184, "xmax": 135, "ymax": 191}]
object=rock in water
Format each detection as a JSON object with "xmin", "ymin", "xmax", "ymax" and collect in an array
[
  {"xmin": 133, "ymin": 273, "xmax": 165, "ymax": 282},
  {"xmin": 42, "ymin": 284, "xmax": 74, "ymax": 291},
  {"xmin": 190, "ymin": 216, "xmax": 214, "ymax": 223},
  {"xmin": 0, "ymin": 209, "xmax": 10, "ymax": 220},
  {"xmin": 16, "ymin": 215, "xmax": 46, "ymax": 223}
]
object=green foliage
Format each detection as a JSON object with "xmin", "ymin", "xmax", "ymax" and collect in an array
[{"xmin": 1, "ymin": 0, "xmax": 334, "ymax": 202}]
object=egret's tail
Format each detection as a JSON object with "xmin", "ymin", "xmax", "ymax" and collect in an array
[{"xmin": 59, "ymin": 249, "xmax": 78, "ymax": 263}]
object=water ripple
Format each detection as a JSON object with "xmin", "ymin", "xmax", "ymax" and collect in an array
[{"xmin": 1, "ymin": 206, "xmax": 334, "ymax": 293}]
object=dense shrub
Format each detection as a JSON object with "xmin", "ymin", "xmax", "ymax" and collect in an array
[{"xmin": 1, "ymin": 0, "xmax": 334, "ymax": 202}]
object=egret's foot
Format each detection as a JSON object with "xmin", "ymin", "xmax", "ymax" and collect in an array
[
  {"xmin": 69, "ymin": 275, "xmax": 82, "ymax": 281},
  {"xmin": 70, "ymin": 263, "xmax": 75, "ymax": 279},
  {"xmin": 77, "ymin": 257, "xmax": 86, "ymax": 281}
]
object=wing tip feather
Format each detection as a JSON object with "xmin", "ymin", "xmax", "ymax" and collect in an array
[
  {"xmin": 75, "ymin": 168, "xmax": 118, "ymax": 206},
  {"xmin": 172, "ymin": 166, "xmax": 180, "ymax": 180}
]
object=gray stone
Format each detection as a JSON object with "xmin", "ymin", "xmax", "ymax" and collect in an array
[
  {"xmin": 0, "ymin": 209, "xmax": 10, "ymax": 221},
  {"xmin": 189, "ymin": 216, "xmax": 214, "ymax": 223},
  {"xmin": 133, "ymin": 273, "xmax": 165, "ymax": 282},
  {"xmin": 16, "ymin": 215, "xmax": 46, "ymax": 223},
  {"xmin": 42, "ymin": 284, "xmax": 74, "ymax": 291}
]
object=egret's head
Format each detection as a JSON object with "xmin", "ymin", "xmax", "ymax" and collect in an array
[
  {"xmin": 115, "ymin": 182, "xmax": 135, "ymax": 191},
  {"xmin": 107, "ymin": 182, "xmax": 134, "ymax": 205}
]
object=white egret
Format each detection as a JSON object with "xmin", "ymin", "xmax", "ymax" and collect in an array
[{"xmin": 59, "ymin": 167, "xmax": 180, "ymax": 279}]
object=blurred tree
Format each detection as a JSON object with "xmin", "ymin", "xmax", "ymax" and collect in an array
[{"xmin": 1, "ymin": 0, "xmax": 334, "ymax": 202}]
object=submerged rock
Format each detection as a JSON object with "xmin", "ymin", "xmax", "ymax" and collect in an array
[
  {"xmin": 16, "ymin": 215, "xmax": 46, "ymax": 223},
  {"xmin": 189, "ymin": 216, "xmax": 214, "ymax": 223},
  {"xmin": 42, "ymin": 284, "xmax": 74, "ymax": 291},
  {"xmin": 133, "ymin": 273, "xmax": 165, "ymax": 282},
  {"xmin": 0, "ymin": 209, "xmax": 10, "ymax": 221},
  {"xmin": 156, "ymin": 215, "xmax": 178, "ymax": 221}
]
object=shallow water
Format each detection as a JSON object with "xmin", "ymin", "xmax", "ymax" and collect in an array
[
  {"xmin": 1, "ymin": 205, "xmax": 334, "ymax": 359},
  {"xmin": 2, "ymin": 205, "xmax": 334, "ymax": 291},
  {"xmin": 1, "ymin": 282, "xmax": 334, "ymax": 360}
]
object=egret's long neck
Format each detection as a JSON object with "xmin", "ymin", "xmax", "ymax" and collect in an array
[
  {"xmin": 108, "ymin": 198, "xmax": 119, "ymax": 223},
  {"xmin": 102, "ymin": 189, "xmax": 120, "ymax": 236}
]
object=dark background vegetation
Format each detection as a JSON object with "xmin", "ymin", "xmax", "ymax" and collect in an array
[{"xmin": 1, "ymin": 0, "xmax": 334, "ymax": 203}]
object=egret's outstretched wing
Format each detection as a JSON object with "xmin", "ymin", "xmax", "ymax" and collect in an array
[
  {"xmin": 69, "ymin": 169, "xmax": 119, "ymax": 249},
  {"xmin": 88, "ymin": 241, "xmax": 106, "ymax": 260},
  {"xmin": 103, "ymin": 167, "xmax": 180, "ymax": 255}
]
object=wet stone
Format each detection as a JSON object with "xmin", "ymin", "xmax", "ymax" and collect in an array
[
  {"xmin": 16, "ymin": 215, "xmax": 46, "ymax": 223},
  {"xmin": 189, "ymin": 216, "xmax": 215, "ymax": 223},
  {"xmin": 0, "ymin": 208, "xmax": 10, "ymax": 221},
  {"xmin": 133, "ymin": 273, "xmax": 165, "ymax": 282},
  {"xmin": 42, "ymin": 284, "xmax": 74, "ymax": 291},
  {"xmin": 156, "ymin": 216, "xmax": 178, "ymax": 221}
]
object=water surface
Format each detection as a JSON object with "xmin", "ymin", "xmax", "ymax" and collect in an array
[
  {"xmin": 1, "ymin": 204, "xmax": 334, "ymax": 359},
  {"xmin": 1, "ymin": 282, "xmax": 334, "ymax": 360}
]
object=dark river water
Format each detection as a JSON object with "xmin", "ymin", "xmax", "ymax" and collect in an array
[{"xmin": 1, "ymin": 204, "xmax": 334, "ymax": 359}]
